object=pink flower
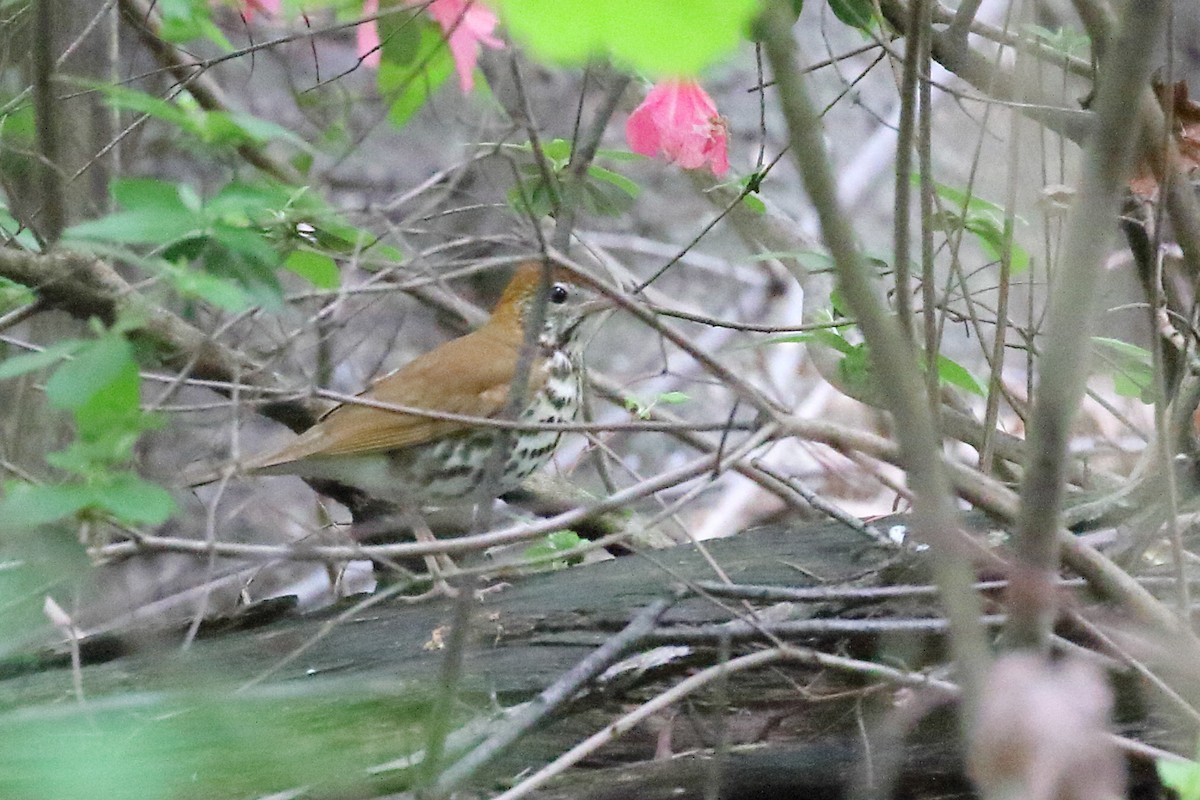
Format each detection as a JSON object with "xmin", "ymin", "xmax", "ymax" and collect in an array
[
  {"xmin": 626, "ymin": 80, "xmax": 730, "ymax": 177},
  {"xmin": 424, "ymin": 0, "xmax": 504, "ymax": 93},
  {"xmin": 358, "ymin": 0, "xmax": 382, "ymax": 68},
  {"xmin": 357, "ymin": 0, "xmax": 502, "ymax": 94}
]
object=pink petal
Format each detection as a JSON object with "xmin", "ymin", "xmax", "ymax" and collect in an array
[
  {"xmin": 703, "ymin": 124, "xmax": 730, "ymax": 177},
  {"xmin": 358, "ymin": 0, "xmax": 382, "ymax": 68},
  {"xmin": 626, "ymin": 80, "xmax": 730, "ymax": 176},
  {"xmin": 426, "ymin": 0, "xmax": 504, "ymax": 92},
  {"xmin": 625, "ymin": 102, "xmax": 663, "ymax": 157}
]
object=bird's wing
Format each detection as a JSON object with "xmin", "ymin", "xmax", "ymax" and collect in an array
[{"xmin": 249, "ymin": 330, "xmax": 546, "ymax": 468}]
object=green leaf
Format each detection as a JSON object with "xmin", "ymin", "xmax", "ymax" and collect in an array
[
  {"xmin": 201, "ymin": 239, "xmax": 284, "ymax": 310},
  {"xmin": 210, "ymin": 221, "xmax": 280, "ymax": 266},
  {"xmin": 508, "ymin": 176, "xmax": 558, "ymax": 218},
  {"xmin": 495, "ymin": 0, "xmax": 758, "ymax": 76},
  {"xmin": 0, "ymin": 204, "xmax": 40, "ymax": 250},
  {"xmin": 934, "ymin": 354, "xmax": 986, "ymax": 397},
  {"xmin": 378, "ymin": 24, "xmax": 456, "ymax": 128},
  {"xmin": 546, "ymin": 530, "xmax": 584, "ymax": 549},
  {"xmin": 0, "ymin": 102, "xmax": 36, "ymax": 146},
  {"xmin": 86, "ymin": 82, "xmax": 192, "ymax": 130},
  {"xmin": 539, "ymin": 138, "xmax": 574, "ymax": 167},
  {"xmin": 1159, "ymin": 758, "xmax": 1200, "ymax": 800},
  {"xmin": 1024, "ymin": 24, "xmax": 1090, "ymax": 57},
  {"xmin": 828, "ymin": 0, "xmax": 875, "ymax": 30},
  {"xmin": 227, "ymin": 112, "xmax": 311, "ymax": 150},
  {"xmin": 195, "ymin": 110, "xmax": 258, "ymax": 147},
  {"xmin": 111, "ymin": 178, "xmax": 189, "ymax": 212},
  {"xmin": 587, "ymin": 165, "xmax": 640, "ymax": 199},
  {"xmin": 0, "ymin": 482, "xmax": 91, "ymax": 527},
  {"xmin": 740, "ymin": 194, "xmax": 766, "ymax": 214},
  {"xmin": 366, "ymin": 242, "xmax": 405, "ymax": 263},
  {"xmin": 96, "ymin": 473, "xmax": 177, "ymax": 525},
  {"xmin": 64, "ymin": 208, "xmax": 202, "ymax": 245},
  {"xmin": 622, "ymin": 391, "xmax": 688, "ymax": 419},
  {"xmin": 45, "ymin": 442, "xmax": 107, "ymax": 476},
  {"xmin": 0, "ymin": 341, "xmax": 86, "ymax": 380},
  {"xmin": 809, "ymin": 327, "xmax": 856, "ymax": 355},
  {"xmin": 159, "ymin": 261, "xmax": 252, "ymax": 311},
  {"xmin": 582, "ymin": 178, "xmax": 636, "ymax": 216},
  {"xmin": 284, "ymin": 250, "xmax": 340, "ymax": 289},
  {"xmin": 918, "ymin": 176, "xmax": 1031, "ymax": 274},
  {"xmin": 207, "ymin": 181, "xmax": 289, "ymax": 222},
  {"xmin": 72, "ymin": 360, "xmax": 144, "ymax": 443},
  {"xmin": 158, "ymin": 0, "xmax": 232, "ymax": 49},
  {"xmin": 44, "ymin": 334, "xmax": 134, "ymax": 411},
  {"xmin": 838, "ymin": 344, "xmax": 872, "ymax": 394},
  {"xmin": 377, "ymin": 5, "xmax": 425, "ymax": 65},
  {"xmin": 0, "ymin": 275, "xmax": 35, "ymax": 310},
  {"xmin": 523, "ymin": 530, "xmax": 586, "ymax": 567},
  {"xmin": 1092, "ymin": 337, "xmax": 1155, "ymax": 402}
]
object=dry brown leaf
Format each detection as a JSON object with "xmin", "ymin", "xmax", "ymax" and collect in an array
[{"xmin": 1130, "ymin": 79, "xmax": 1200, "ymax": 200}]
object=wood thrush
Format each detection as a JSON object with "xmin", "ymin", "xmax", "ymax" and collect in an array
[{"xmin": 188, "ymin": 261, "xmax": 606, "ymax": 509}]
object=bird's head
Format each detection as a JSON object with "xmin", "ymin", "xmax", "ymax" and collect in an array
[{"xmin": 489, "ymin": 261, "xmax": 608, "ymax": 351}]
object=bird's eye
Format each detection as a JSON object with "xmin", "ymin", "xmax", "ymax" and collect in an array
[{"xmin": 549, "ymin": 284, "xmax": 569, "ymax": 304}]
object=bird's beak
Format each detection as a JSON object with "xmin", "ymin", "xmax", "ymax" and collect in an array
[
  {"xmin": 577, "ymin": 297, "xmax": 611, "ymax": 317},
  {"xmin": 563, "ymin": 297, "xmax": 612, "ymax": 338}
]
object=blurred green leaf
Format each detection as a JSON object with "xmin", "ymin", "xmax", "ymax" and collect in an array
[
  {"xmin": 87, "ymin": 81, "xmax": 192, "ymax": 129},
  {"xmin": 540, "ymin": 138, "xmax": 574, "ymax": 166},
  {"xmin": 0, "ymin": 690, "xmax": 429, "ymax": 799},
  {"xmin": 73, "ymin": 366, "xmax": 148, "ymax": 445},
  {"xmin": 378, "ymin": 5, "xmax": 425, "ymax": 65},
  {"xmin": 44, "ymin": 335, "xmax": 133, "ymax": 411},
  {"xmin": 523, "ymin": 529, "xmax": 586, "ymax": 567},
  {"xmin": 64, "ymin": 208, "xmax": 201, "ymax": 245},
  {"xmin": 0, "ymin": 341, "xmax": 86, "ymax": 381},
  {"xmin": 94, "ymin": 473, "xmax": 176, "ymax": 525},
  {"xmin": 1159, "ymin": 758, "xmax": 1200, "ymax": 800},
  {"xmin": 158, "ymin": 0, "xmax": 232, "ymax": 49},
  {"xmin": 0, "ymin": 482, "xmax": 91, "ymax": 528},
  {"xmin": 285, "ymin": 249, "xmax": 340, "ymax": 289},
  {"xmin": 622, "ymin": 390, "xmax": 690, "ymax": 418},
  {"xmin": 379, "ymin": 24, "xmax": 456, "ymax": 127},
  {"xmin": 918, "ymin": 175, "xmax": 1031, "ymax": 273},
  {"xmin": 838, "ymin": 343, "xmax": 872, "ymax": 394},
  {"xmin": 110, "ymin": 178, "xmax": 188, "ymax": 212},
  {"xmin": 1093, "ymin": 337, "xmax": 1155, "ymax": 402},
  {"xmin": 1025, "ymin": 24, "xmax": 1090, "ymax": 56},
  {"xmin": 828, "ymin": 0, "xmax": 875, "ymax": 30},
  {"xmin": 587, "ymin": 165, "xmax": 640, "ymax": 200},
  {"xmin": 227, "ymin": 112, "xmax": 311, "ymax": 150},
  {"xmin": 158, "ymin": 261, "xmax": 252, "ymax": 311},
  {"xmin": 934, "ymin": 354, "xmax": 986, "ymax": 397},
  {"xmin": 495, "ymin": 0, "xmax": 758, "ymax": 75},
  {"xmin": 508, "ymin": 172, "xmax": 559, "ymax": 217},
  {"xmin": 582, "ymin": 177, "xmax": 636, "ymax": 216},
  {"xmin": 741, "ymin": 194, "xmax": 766, "ymax": 214},
  {"xmin": 809, "ymin": 327, "xmax": 855, "ymax": 355},
  {"xmin": 0, "ymin": 203, "xmax": 39, "ymax": 250}
]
